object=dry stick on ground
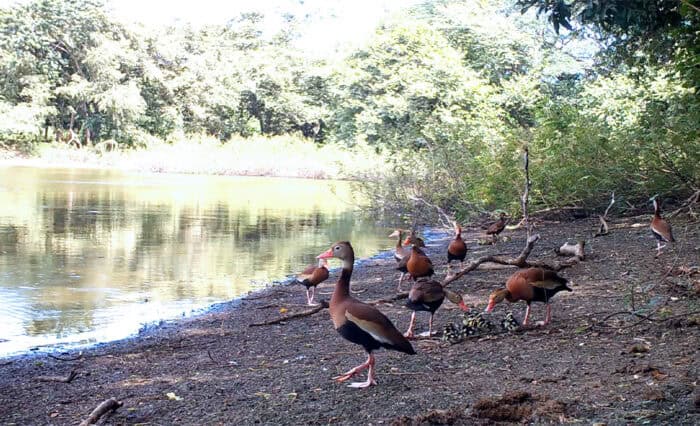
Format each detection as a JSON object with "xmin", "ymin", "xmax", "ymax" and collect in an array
[
  {"xmin": 248, "ymin": 300, "xmax": 329, "ymax": 327},
  {"xmin": 47, "ymin": 352, "xmax": 83, "ymax": 361},
  {"xmin": 594, "ymin": 192, "xmax": 616, "ymax": 237},
  {"xmin": 670, "ymin": 189, "xmax": 700, "ymax": 218},
  {"xmin": 35, "ymin": 369, "xmax": 78, "ymax": 383},
  {"xmin": 556, "ymin": 241, "xmax": 586, "ymax": 260},
  {"xmin": 79, "ymin": 398, "xmax": 123, "ymax": 426}
]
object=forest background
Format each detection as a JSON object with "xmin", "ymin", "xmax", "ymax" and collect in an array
[{"xmin": 1, "ymin": 0, "xmax": 698, "ymax": 221}]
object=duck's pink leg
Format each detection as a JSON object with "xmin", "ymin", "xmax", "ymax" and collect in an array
[
  {"xmin": 404, "ymin": 312, "xmax": 416, "ymax": 338},
  {"xmin": 333, "ymin": 353, "xmax": 373, "ymax": 382},
  {"xmin": 522, "ymin": 304, "xmax": 532, "ymax": 326},
  {"xmin": 347, "ymin": 354, "xmax": 377, "ymax": 388}
]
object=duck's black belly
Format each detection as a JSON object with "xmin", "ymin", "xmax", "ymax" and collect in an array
[
  {"xmin": 532, "ymin": 286, "xmax": 565, "ymax": 303},
  {"xmin": 447, "ymin": 251, "xmax": 466, "ymax": 262},
  {"xmin": 336, "ymin": 321, "xmax": 381, "ymax": 353},
  {"xmin": 406, "ymin": 298, "xmax": 443, "ymax": 313}
]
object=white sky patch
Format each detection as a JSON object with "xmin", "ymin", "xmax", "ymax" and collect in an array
[{"xmin": 106, "ymin": 0, "xmax": 419, "ymax": 55}]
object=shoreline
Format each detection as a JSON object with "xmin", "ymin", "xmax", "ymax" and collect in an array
[
  {"xmin": 0, "ymin": 218, "xmax": 698, "ymax": 425},
  {"xmin": 0, "ymin": 244, "xmax": 406, "ymax": 362}
]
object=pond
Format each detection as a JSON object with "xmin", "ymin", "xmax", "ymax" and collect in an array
[{"xmin": 0, "ymin": 167, "xmax": 394, "ymax": 357}]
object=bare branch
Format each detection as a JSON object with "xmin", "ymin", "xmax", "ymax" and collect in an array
[
  {"xmin": 79, "ymin": 398, "xmax": 123, "ymax": 426},
  {"xmin": 248, "ymin": 301, "xmax": 329, "ymax": 327},
  {"xmin": 407, "ymin": 194, "xmax": 454, "ymax": 231},
  {"xmin": 441, "ymin": 234, "xmax": 580, "ymax": 288},
  {"xmin": 521, "ymin": 148, "xmax": 532, "ymax": 240},
  {"xmin": 35, "ymin": 370, "xmax": 78, "ymax": 384}
]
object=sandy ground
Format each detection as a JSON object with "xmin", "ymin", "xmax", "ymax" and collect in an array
[{"xmin": 0, "ymin": 215, "xmax": 698, "ymax": 425}]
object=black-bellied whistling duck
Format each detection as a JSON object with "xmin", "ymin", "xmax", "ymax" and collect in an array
[
  {"xmin": 394, "ymin": 235, "xmax": 426, "ymax": 292},
  {"xmin": 404, "ymin": 278, "xmax": 468, "ymax": 338},
  {"xmin": 407, "ymin": 245, "xmax": 434, "ymax": 280},
  {"xmin": 485, "ymin": 267, "xmax": 571, "ymax": 326},
  {"xmin": 317, "ymin": 241, "xmax": 415, "ymax": 388},
  {"xmin": 486, "ymin": 212, "xmax": 507, "ymax": 243},
  {"xmin": 447, "ymin": 222, "xmax": 467, "ymax": 270},
  {"xmin": 394, "ymin": 243, "xmax": 434, "ymax": 292},
  {"xmin": 295, "ymin": 258, "xmax": 330, "ymax": 305},
  {"xmin": 650, "ymin": 197, "xmax": 675, "ymax": 257},
  {"xmin": 389, "ymin": 229, "xmax": 411, "ymax": 263}
]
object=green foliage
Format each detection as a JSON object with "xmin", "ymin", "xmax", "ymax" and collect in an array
[{"xmin": 0, "ymin": 0, "xmax": 697, "ymax": 219}]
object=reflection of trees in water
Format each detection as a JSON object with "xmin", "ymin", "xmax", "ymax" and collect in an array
[{"xmin": 0, "ymin": 170, "xmax": 392, "ymax": 343}]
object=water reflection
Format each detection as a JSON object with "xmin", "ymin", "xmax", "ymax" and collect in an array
[{"xmin": 0, "ymin": 167, "xmax": 392, "ymax": 356}]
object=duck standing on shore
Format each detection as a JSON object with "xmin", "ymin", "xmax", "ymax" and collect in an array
[
  {"xmin": 317, "ymin": 241, "xmax": 416, "ymax": 388},
  {"xmin": 486, "ymin": 212, "xmax": 508, "ymax": 243},
  {"xmin": 391, "ymin": 229, "xmax": 425, "ymax": 291},
  {"xmin": 485, "ymin": 267, "xmax": 571, "ymax": 326},
  {"xmin": 404, "ymin": 278, "xmax": 469, "ymax": 338},
  {"xmin": 295, "ymin": 258, "xmax": 330, "ymax": 305},
  {"xmin": 650, "ymin": 196, "xmax": 675, "ymax": 257},
  {"xmin": 447, "ymin": 222, "xmax": 467, "ymax": 270}
]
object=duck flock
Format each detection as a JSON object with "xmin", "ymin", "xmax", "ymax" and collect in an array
[{"xmin": 294, "ymin": 200, "xmax": 675, "ymax": 389}]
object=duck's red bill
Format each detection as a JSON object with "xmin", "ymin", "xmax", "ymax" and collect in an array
[{"xmin": 316, "ymin": 248, "xmax": 334, "ymax": 259}]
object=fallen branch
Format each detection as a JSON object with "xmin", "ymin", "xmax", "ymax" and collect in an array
[
  {"xmin": 555, "ymin": 241, "xmax": 585, "ymax": 260},
  {"xmin": 79, "ymin": 397, "xmax": 123, "ymax": 426},
  {"xmin": 595, "ymin": 192, "xmax": 615, "ymax": 237},
  {"xmin": 670, "ymin": 189, "xmax": 700, "ymax": 218},
  {"xmin": 36, "ymin": 369, "xmax": 78, "ymax": 383},
  {"xmin": 249, "ymin": 300, "xmax": 329, "ymax": 327},
  {"xmin": 48, "ymin": 352, "xmax": 83, "ymax": 361},
  {"xmin": 367, "ymin": 291, "xmax": 409, "ymax": 306},
  {"xmin": 442, "ymin": 234, "xmax": 580, "ymax": 288}
]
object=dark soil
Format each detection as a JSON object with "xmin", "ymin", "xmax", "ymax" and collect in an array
[{"xmin": 1, "ymin": 216, "xmax": 698, "ymax": 425}]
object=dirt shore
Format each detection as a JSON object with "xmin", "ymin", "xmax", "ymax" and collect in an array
[{"xmin": 0, "ymin": 216, "xmax": 698, "ymax": 425}]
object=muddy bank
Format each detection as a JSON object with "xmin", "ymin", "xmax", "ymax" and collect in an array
[{"xmin": 0, "ymin": 216, "xmax": 698, "ymax": 425}]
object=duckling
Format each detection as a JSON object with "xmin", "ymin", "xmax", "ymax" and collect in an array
[
  {"xmin": 461, "ymin": 312, "xmax": 494, "ymax": 334},
  {"xmin": 441, "ymin": 323, "xmax": 462, "ymax": 344},
  {"xmin": 501, "ymin": 312, "xmax": 520, "ymax": 331}
]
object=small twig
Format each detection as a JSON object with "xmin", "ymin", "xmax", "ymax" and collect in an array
[
  {"xmin": 36, "ymin": 369, "xmax": 78, "ymax": 383},
  {"xmin": 367, "ymin": 292, "xmax": 409, "ymax": 305},
  {"xmin": 249, "ymin": 301, "xmax": 329, "ymax": 327},
  {"xmin": 595, "ymin": 192, "xmax": 615, "ymax": 237},
  {"xmin": 407, "ymin": 194, "xmax": 454, "ymax": 231},
  {"xmin": 595, "ymin": 309, "xmax": 700, "ymax": 327},
  {"xmin": 48, "ymin": 352, "xmax": 83, "ymax": 361},
  {"xmin": 207, "ymin": 350, "xmax": 223, "ymax": 365},
  {"xmin": 79, "ymin": 397, "xmax": 123, "ymax": 426}
]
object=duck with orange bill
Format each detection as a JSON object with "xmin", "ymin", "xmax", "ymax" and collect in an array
[
  {"xmin": 650, "ymin": 195, "xmax": 675, "ymax": 257},
  {"xmin": 295, "ymin": 258, "xmax": 330, "ymax": 305},
  {"xmin": 485, "ymin": 267, "xmax": 571, "ymax": 326},
  {"xmin": 404, "ymin": 278, "xmax": 469, "ymax": 338},
  {"xmin": 317, "ymin": 241, "xmax": 415, "ymax": 388}
]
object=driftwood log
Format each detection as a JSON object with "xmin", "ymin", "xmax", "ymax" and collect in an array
[
  {"xmin": 556, "ymin": 241, "xmax": 586, "ymax": 260},
  {"xmin": 35, "ymin": 369, "xmax": 78, "ymax": 383},
  {"xmin": 78, "ymin": 397, "xmax": 123, "ymax": 426}
]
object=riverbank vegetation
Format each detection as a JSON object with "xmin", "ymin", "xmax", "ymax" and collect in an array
[{"xmin": 1, "ymin": 0, "xmax": 698, "ymax": 218}]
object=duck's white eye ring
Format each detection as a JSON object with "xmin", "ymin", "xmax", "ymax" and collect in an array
[{"xmin": 334, "ymin": 246, "xmax": 340, "ymax": 251}]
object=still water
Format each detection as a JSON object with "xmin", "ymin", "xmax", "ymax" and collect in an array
[{"xmin": 0, "ymin": 167, "xmax": 393, "ymax": 357}]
